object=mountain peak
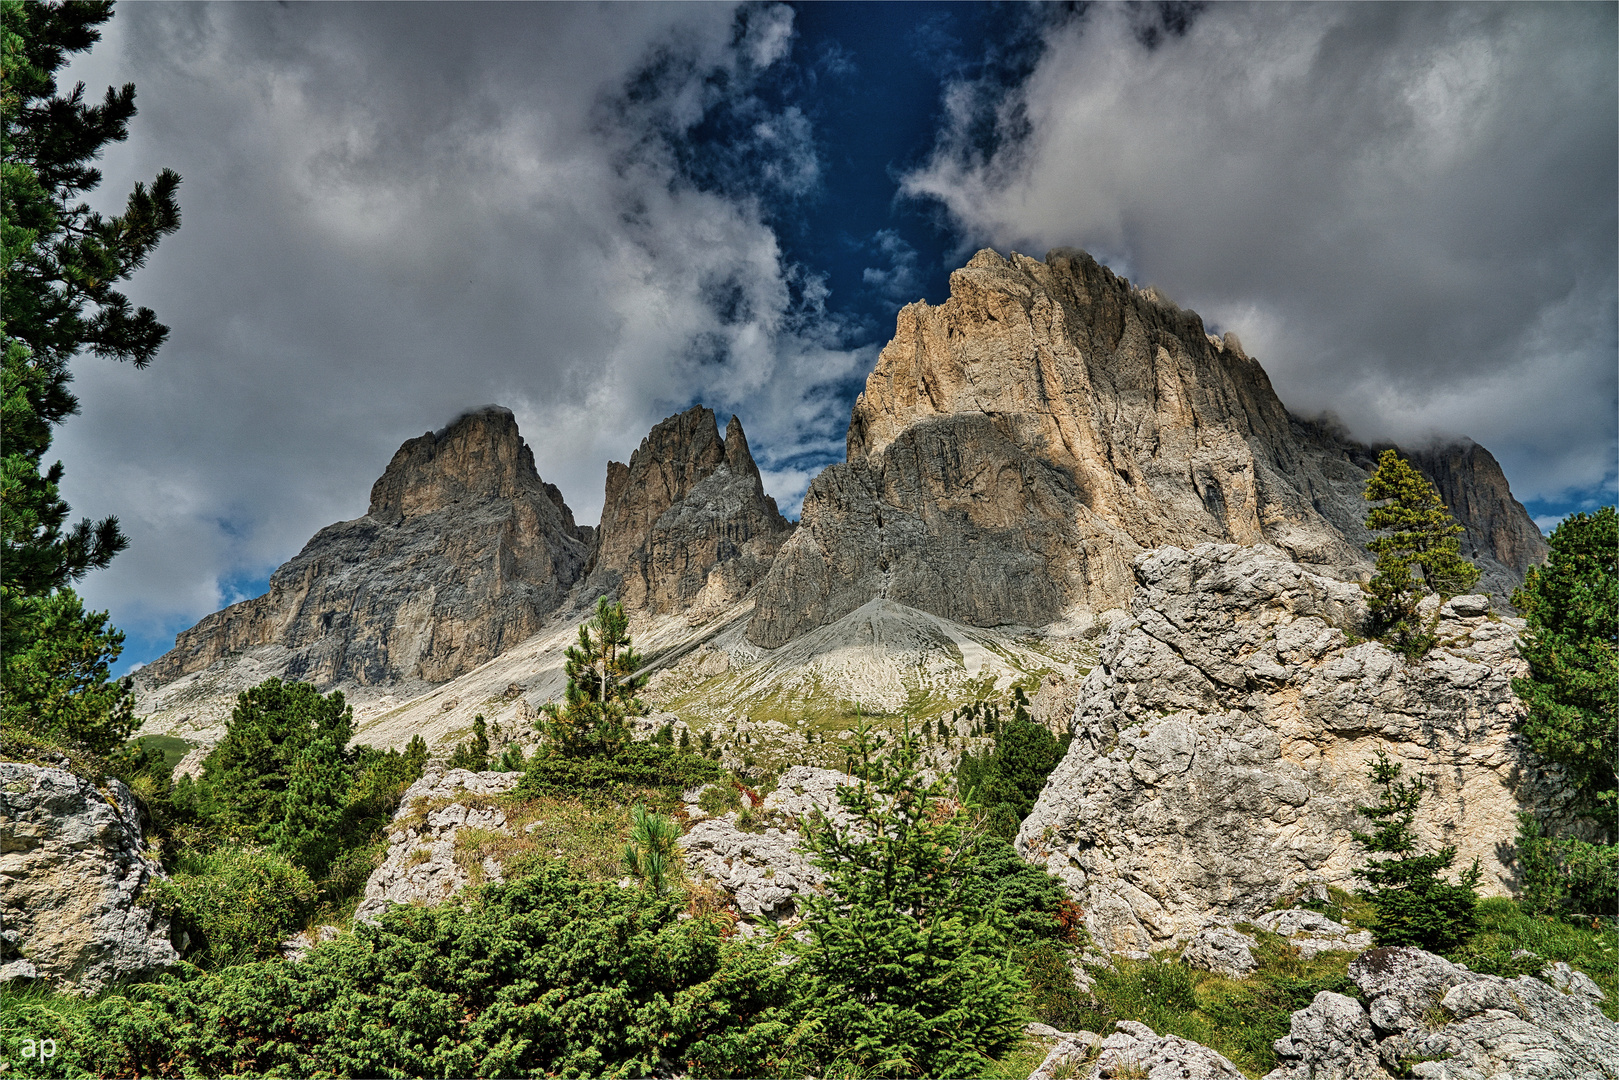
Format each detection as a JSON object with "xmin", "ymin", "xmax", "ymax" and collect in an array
[{"xmin": 368, "ymin": 405, "xmax": 543, "ymax": 524}]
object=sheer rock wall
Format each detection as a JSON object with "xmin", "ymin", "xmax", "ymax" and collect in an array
[
  {"xmin": 747, "ymin": 249, "xmax": 1544, "ymax": 648},
  {"xmin": 589, "ymin": 406, "xmax": 792, "ymax": 616}
]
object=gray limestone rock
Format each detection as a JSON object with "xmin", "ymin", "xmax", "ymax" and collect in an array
[
  {"xmin": 1087, "ymin": 1020, "xmax": 1246, "ymax": 1079},
  {"xmin": 1543, "ymin": 960, "xmax": 1606, "ymax": 1002},
  {"xmin": 1252, "ymin": 909, "xmax": 1373, "ymax": 958},
  {"xmin": 676, "ymin": 818, "xmax": 824, "ymax": 921},
  {"xmin": 1265, "ymin": 947, "xmax": 1619, "ymax": 1080},
  {"xmin": 748, "ymin": 249, "xmax": 1543, "ymax": 649},
  {"xmin": 1025, "ymin": 1027, "xmax": 1102, "ymax": 1080},
  {"xmin": 0, "ymin": 763, "xmax": 178, "ymax": 992},
  {"xmin": 1182, "ymin": 924, "xmax": 1259, "ymax": 979},
  {"xmin": 1016, "ymin": 543, "xmax": 1577, "ymax": 956},
  {"xmin": 356, "ymin": 767, "xmax": 523, "ymax": 924}
]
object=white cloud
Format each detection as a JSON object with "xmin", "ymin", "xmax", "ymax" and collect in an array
[
  {"xmin": 902, "ymin": 3, "xmax": 1617, "ymax": 509},
  {"xmin": 52, "ymin": 3, "xmax": 866, "ymax": 645}
]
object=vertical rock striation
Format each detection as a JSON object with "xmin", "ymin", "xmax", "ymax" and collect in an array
[
  {"xmin": 589, "ymin": 406, "xmax": 793, "ymax": 615},
  {"xmin": 140, "ymin": 406, "xmax": 591, "ymax": 687},
  {"xmin": 747, "ymin": 249, "xmax": 1545, "ymax": 648}
]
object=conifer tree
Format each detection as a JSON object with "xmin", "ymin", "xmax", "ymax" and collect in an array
[
  {"xmin": 1363, "ymin": 449, "xmax": 1479, "ymax": 655},
  {"xmin": 2, "ymin": 0, "xmax": 182, "ymax": 757},
  {"xmin": 539, "ymin": 597, "xmax": 648, "ymax": 756},
  {"xmin": 1351, "ymin": 751, "xmax": 1481, "ymax": 952},
  {"xmin": 798, "ymin": 721, "xmax": 1024, "ymax": 1076},
  {"xmin": 1511, "ymin": 507, "xmax": 1618, "ymax": 819}
]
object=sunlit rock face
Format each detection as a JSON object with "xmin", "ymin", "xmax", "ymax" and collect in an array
[
  {"xmin": 747, "ymin": 248, "xmax": 1543, "ymax": 649},
  {"xmin": 588, "ymin": 405, "xmax": 793, "ymax": 617},
  {"xmin": 140, "ymin": 406, "xmax": 592, "ymax": 687},
  {"xmin": 1016, "ymin": 543, "xmax": 1578, "ymax": 957}
]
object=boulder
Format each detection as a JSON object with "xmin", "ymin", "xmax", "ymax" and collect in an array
[
  {"xmin": 1251, "ymin": 909, "xmax": 1373, "ymax": 958},
  {"xmin": 1086, "ymin": 1020, "xmax": 1245, "ymax": 1079},
  {"xmin": 1182, "ymin": 924, "xmax": 1260, "ymax": 979},
  {"xmin": 0, "ymin": 763, "xmax": 177, "ymax": 992},
  {"xmin": 1017, "ymin": 543, "xmax": 1577, "ymax": 956},
  {"xmin": 356, "ymin": 768, "xmax": 523, "ymax": 924},
  {"xmin": 676, "ymin": 819, "xmax": 823, "ymax": 921},
  {"xmin": 1265, "ymin": 947, "xmax": 1619, "ymax": 1079}
]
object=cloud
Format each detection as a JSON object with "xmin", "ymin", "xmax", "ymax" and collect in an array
[
  {"xmin": 902, "ymin": 3, "xmax": 1617, "ymax": 509},
  {"xmin": 861, "ymin": 229, "xmax": 923, "ymax": 303},
  {"xmin": 53, "ymin": 3, "xmax": 866, "ymax": 646}
]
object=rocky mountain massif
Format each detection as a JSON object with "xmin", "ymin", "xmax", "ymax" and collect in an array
[
  {"xmin": 748, "ymin": 249, "xmax": 1542, "ymax": 647},
  {"xmin": 135, "ymin": 248, "xmax": 1544, "ymax": 755},
  {"xmin": 141, "ymin": 406, "xmax": 592, "ymax": 689}
]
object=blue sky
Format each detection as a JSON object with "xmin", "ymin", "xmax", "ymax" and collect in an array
[{"xmin": 48, "ymin": 3, "xmax": 1618, "ymax": 673}]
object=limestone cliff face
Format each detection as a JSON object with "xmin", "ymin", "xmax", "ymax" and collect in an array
[
  {"xmin": 1016, "ymin": 544, "xmax": 1576, "ymax": 956},
  {"xmin": 588, "ymin": 406, "xmax": 792, "ymax": 615},
  {"xmin": 140, "ymin": 407, "xmax": 590, "ymax": 687},
  {"xmin": 747, "ymin": 249, "xmax": 1545, "ymax": 648}
]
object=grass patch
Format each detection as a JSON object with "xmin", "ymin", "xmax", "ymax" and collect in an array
[
  {"xmin": 1449, "ymin": 897, "xmax": 1618, "ymax": 1018},
  {"xmin": 130, "ymin": 733, "xmax": 192, "ymax": 771},
  {"xmin": 475, "ymin": 796, "xmax": 634, "ymax": 884},
  {"xmin": 985, "ymin": 1035, "xmax": 1071, "ymax": 1080},
  {"xmin": 1035, "ymin": 940, "xmax": 1357, "ymax": 1077}
]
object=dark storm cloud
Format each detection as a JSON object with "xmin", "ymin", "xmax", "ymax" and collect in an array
[
  {"xmin": 904, "ymin": 2, "xmax": 1618, "ymax": 513},
  {"xmin": 54, "ymin": 2, "xmax": 867, "ymax": 645}
]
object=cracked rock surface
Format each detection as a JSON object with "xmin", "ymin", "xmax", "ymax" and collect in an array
[
  {"xmin": 356, "ymin": 768, "xmax": 523, "ymax": 924},
  {"xmin": 1017, "ymin": 544, "xmax": 1577, "ymax": 955},
  {"xmin": 1265, "ymin": 947, "xmax": 1618, "ymax": 1080},
  {"xmin": 0, "ymin": 763, "xmax": 177, "ymax": 992}
]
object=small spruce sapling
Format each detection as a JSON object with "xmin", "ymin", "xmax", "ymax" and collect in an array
[
  {"xmin": 797, "ymin": 719, "xmax": 1025, "ymax": 1077},
  {"xmin": 1351, "ymin": 750, "xmax": 1481, "ymax": 952}
]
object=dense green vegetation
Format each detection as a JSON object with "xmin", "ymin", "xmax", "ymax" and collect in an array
[
  {"xmin": 1361, "ymin": 448, "xmax": 1479, "ymax": 657},
  {"xmin": 1, "ymin": 0, "xmax": 182, "ymax": 761},
  {"xmin": 954, "ymin": 687, "xmax": 1069, "ymax": 840},
  {"xmin": 1508, "ymin": 506, "xmax": 1618, "ymax": 925},
  {"xmin": 1350, "ymin": 750, "xmax": 1481, "ymax": 952}
]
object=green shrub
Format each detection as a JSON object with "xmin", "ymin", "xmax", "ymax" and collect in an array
[
  {"xmin": 147, "ymin": 848, "xmax": 317, "ymax": 968},
  {"xmin": 621, "ymin": 803, "xmax": 680, "ymax": 895},
  {"xmin": 513, "ymin": 744, "xmax": 723, "ymax": 807},
  {"xmin": 698, "ymin": 781, "xmax": 743, "ymax": 817},
  {"xmin": 3, "ymin": 865, "xmax": 803, "ymax": 1079},
  {"xmin": 1514, "ymin": 814, "xmax": 1618, "ymax": 926}
]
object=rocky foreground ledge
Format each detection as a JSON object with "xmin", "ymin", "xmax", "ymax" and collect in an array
[
  {"xmin": 1018, "ymin": 542, "xmax": 1579, "ymax": 956},
  {"xmin": 1029, "ymin": 945, "xmax": 1615, "ymax": 1080}
]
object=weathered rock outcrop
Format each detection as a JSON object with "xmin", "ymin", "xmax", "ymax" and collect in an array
[
  {"xmin": 141, "ymin": 407, "xmax": 591, "ymax": 687},
  {"xmin": 0, "ymin": 763, "xmax": 177, "ymax": 991},
  {"xmin": 675, "ymin": 766, "xmax": 851, "ymax": 922},
  {"xmin": 1016, "ymin": 543, "xmax": 1575, "ymax": 956},
  {"xmin": 589, "ymin": 406, "xmax": 792, "ymax": 615},
  {"xmin": 1266, "ymin": 947, "xmax": 1617, "ymax": 1079},
  {"xmin": 355, "ymin": 767, "xmax": 523, "ymax": 924},
  {"xmin": 748, "ymin": 249, "xmax": 1544, "ymax": 648}
]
